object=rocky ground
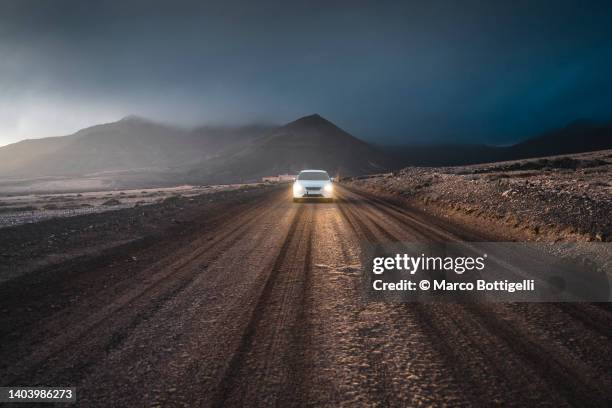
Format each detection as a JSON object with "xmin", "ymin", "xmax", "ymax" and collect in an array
[
  {"xmin": 345, "ymin": 149, "xmax": 612, "ymax": 243},
  {"xmin": 0, "ymin": 184, "xmax": 274, "ymax": 283},
  {"xmin": 1, "ymin": 185, "xmax": 610, "ymax": 406},
  {"xmin": 0, "ymin": 184, "xmax": 261, "ymax": 228}
]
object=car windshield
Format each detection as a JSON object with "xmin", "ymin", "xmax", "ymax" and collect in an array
[{"xmin": 298, "ymin": 171, "xmax": 330, "ymax": 181}]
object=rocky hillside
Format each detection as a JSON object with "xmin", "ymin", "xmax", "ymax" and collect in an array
[
  {"xmin": 381, "ymin": 120, "xmax": 612, "ymax": 167},
  {"xmin": 345, "ymin": 150, "xmax": 612, "ymax": 242},
  {"xmin": 186, "ymin": 114, "xmax": 395, "ymax": 183},
  {"xmin": 0, "ymin": 114, "xmax": 393, "ymax": 188},
  {"xmin": 0, "ymin": 116, "xmax": 273, "ymax": 178}
]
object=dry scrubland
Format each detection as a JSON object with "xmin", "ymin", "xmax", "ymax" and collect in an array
[
  {"xmin": 346, "ymin": 150, "xmax": 612, "ymax": 242},
  {"xmin": 0, "ymin": 184, "xmax": 258, "ymax": 228}
]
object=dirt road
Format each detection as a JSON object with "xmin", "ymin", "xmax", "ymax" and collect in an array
[{"xmin": 1, "ymin": 185, "xmax": 611, "ymax": 407}]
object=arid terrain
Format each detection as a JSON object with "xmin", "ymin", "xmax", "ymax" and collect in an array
[
  {"xmin": 3, "ymin": 1, "xmax": 612, "ymax": 405},
  {"xmin": 0, "ymin": 184, "xmax": 259, "ymax": 229},
  {"xmin": 346, "ymin": 150, "xmax": 612, "ymax": 243},
  {"xmin": 0, "ymin": 175, "xmax": 610, "ymax": 406}
]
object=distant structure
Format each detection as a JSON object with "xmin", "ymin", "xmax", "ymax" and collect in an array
[
  {"xmin": 262, "ymin": 174, "xmax": 296, "ymax": 183},
  {"xmin": 279, "ymin": 174, "xmax": 295, "ymax": 182}
]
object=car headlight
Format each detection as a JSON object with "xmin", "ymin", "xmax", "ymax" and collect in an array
[
  {"xmin": 293, "ymin": 183, "xmax": 304, "ymax": 194},
  {"xmin": 324, "ymin": 183, "xmax": 333, "ymax": 192}
]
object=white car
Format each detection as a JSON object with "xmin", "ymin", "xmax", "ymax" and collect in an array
[{"xmin": 293, "ymin": 170, "xmax": 334, "ymax": 202}]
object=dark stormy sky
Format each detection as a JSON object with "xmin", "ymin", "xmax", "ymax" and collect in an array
[{"xmin": 1, "ymin": 0, "xmax": 612, "ymax": 146}]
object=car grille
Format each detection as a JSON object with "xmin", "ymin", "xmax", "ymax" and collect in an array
[{"xmin": 306, "ymin": 187, "xmax": 321, "ymax": 191}]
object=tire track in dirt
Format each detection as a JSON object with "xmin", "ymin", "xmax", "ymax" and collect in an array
[
  {"xmin": 462, "ymin": 302, "xmax": 612, "ymax": 406},
  {"xmin": 336, "ymin": 185, "xmax": 612, "ymax": 406},
  {"xmin": 2, "ymin": 190, "xmax": 285, "ymax": 386},
  {"xmin": 354, "ymin": 186, "xmax": 612, "ymax": 404},
  {"xmin": 556, "ymin": 303, "xmax": 612, "ymax": 339},
  {"xmin": 212, "ymin": 204, "xmax": 313, "ymax": 407},
  {"xmin": 3, "ymin": 184, "xmax": 611, "ymax": 407},
  {"xmin": 338, "ymin": 188, "xmax": 550, "ymax": 405},
  {"xmin": 336, "ymin": 189, "xmax": 472, "ymax": 406},
  {"xmin": 73, "ymin": 191, "xmax": 300, "ymax": 407}
]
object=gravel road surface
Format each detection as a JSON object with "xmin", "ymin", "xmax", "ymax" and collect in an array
[{"xmin": 1, "ymin": 185, "xmax": 610, "ymax": 407}]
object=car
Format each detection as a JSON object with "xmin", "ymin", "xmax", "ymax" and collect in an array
[{"xmin": 293, "ymin": 170, "xmax": 334, "ymax": 202}]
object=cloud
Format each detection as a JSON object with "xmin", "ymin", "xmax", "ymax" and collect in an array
[{"xmin": 1, "ymin": 0, "xmax": 611, "ymax": 146}]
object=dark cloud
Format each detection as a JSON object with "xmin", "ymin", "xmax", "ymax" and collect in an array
[{"xmin": 1, "ymin": 0, "xmax": 611, "ymax": 145}]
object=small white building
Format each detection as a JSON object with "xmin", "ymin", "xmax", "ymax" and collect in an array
[
  {"xmin": 262, "ymin": 174, "xmax": 296, "ymax": 183},
  {"xmin": 278, "ymin": 174, "xmax": 296, "ymax": 182}
]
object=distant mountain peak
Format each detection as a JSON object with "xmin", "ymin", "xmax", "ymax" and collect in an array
[
  {"xmin": 303, "ymin": 113, "xmax": 324, "ymax": 120},
  {"xmin": 119, "ymin": 114, "xmax": 150, "ymax": 124},
  {"xmin": 291, "ymin": 113, "xmax": 330, "ymax": 126},
  {"xmin": 280, "ymin": 114, "xmax": 343, "ymax": 134}
]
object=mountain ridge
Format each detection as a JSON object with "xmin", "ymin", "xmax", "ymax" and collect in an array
[
  {"xmin": 382, "ymin": 120, "xmax": 612, "ymax": 167},
  {"xmin": 1, "ymin": 115, "xmax": 610, "ymax": 189},
  {"xmin": 184, "ymin": 113, "xmax": 394, "ymax": 183},
  {"xmin": 0, "ymin": 118, "xmax": 274, "ymax": 178}
]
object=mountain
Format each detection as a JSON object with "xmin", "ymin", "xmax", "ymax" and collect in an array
[
  {"xmin": 384, "ymin": 120, "xmax": 612, "ymax": 167},
  {"xmin": 4, "ymin": 113, "xmax": 603, "ymax": 190},
  {"xmin": 378, "ymin": 143, "xmax": 504, "ymax": 167},
  {"xmin": 186, "ymin": 114, "xmax": 395, "ymax": 183},
  {"xmin": 509, "ymin": 119, "xmax": 612, "ymax": 158},
  {"xmin": 0, "ymin": 113, "xmax": 393, "ymax": 188},
  {"xmin": 0, "ymin": 116, "xmax": 273, "ymax": 178},
  {"xmin": 192, "ymin": 123, "xmax": 275, "ymax": 153}
]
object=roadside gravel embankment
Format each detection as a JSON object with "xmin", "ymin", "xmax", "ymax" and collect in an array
[{"xmin": 345, "ymin": 150, "xmax": 612, "ymax": 242}]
